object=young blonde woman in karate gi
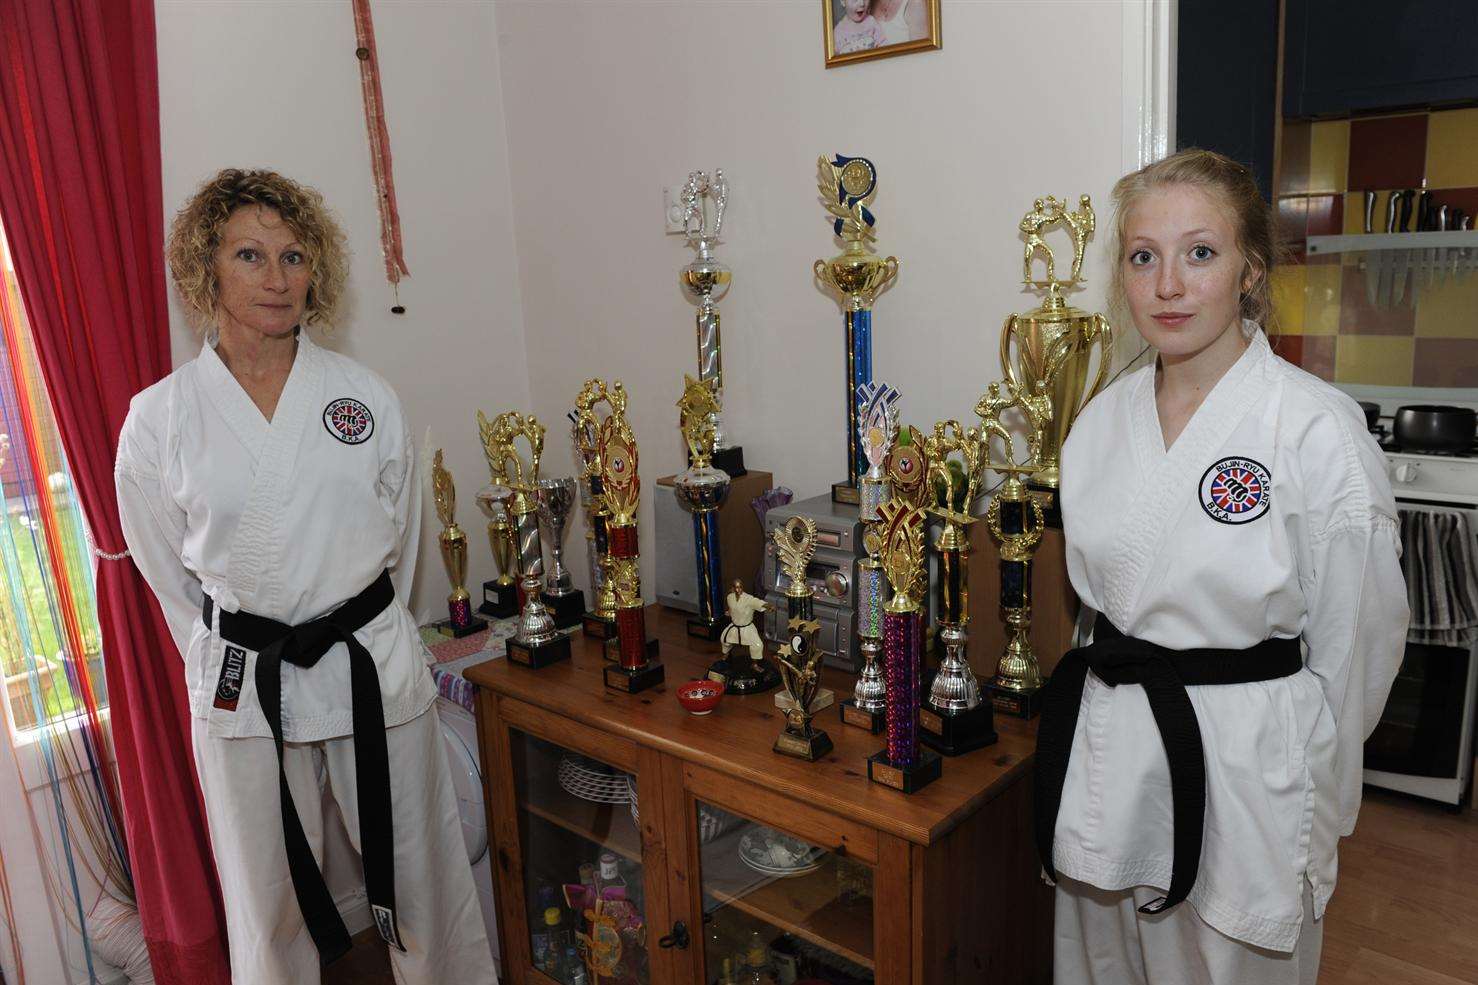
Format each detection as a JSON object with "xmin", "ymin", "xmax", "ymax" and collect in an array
[
  {"xmin": 1036, "ymin": 149, "xmax": 1409, "ymax": 985},
  {"xmin": 115, "ymin": 170, "xmax": 497, "ymax": 984}
]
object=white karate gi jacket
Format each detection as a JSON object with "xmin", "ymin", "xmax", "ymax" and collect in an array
[
  {"xmin": 115, "ymin": 333, "xmax": 436, "ymax": 741},
  {"xmin": 1054, "ymin": 325, "xmax": 1408, "ymax": 951}
]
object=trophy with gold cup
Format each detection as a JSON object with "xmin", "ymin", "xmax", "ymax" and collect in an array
[
  {"xmin": 595, "ymin": 383, "xmax": 665, "ymax": 693},
  {"xmin": 840, "ymin": 381, "xmax": 899, "ymax": 734},
  {"xmin": 475, "ymin": 420, "xmax": 520, "ymax": 619},
  {"xmin": 571, "ymin": 380, "xmax": 622, "ymax": 640},
  {"xmin": 485, "ymin": 412, "xmax": 572, "ymax": 669},
  {"xmin": 673, "ymin": 375, "xmax": 732, "ymax": 642},
  {"xmin": 814, "ymin": 154, "xmax": 899, "ymax": 505},
  {"xmin": 771, "ymin": 616, "xmax": 834, "ymax": 761},
  {"xmin": 917, "ymin": 421, "xmax": 997, "ymax": 755},
  {"xmin": 431, "ymin": 449, "xmax": 488, "ymax": 637},
  {"xmin": 678, "ymin": 169, "xmax": 745, "ymax": 476},
  {"xmin": 1002, "ymin": 194, "xmax": 1111, "ymax": 522}
]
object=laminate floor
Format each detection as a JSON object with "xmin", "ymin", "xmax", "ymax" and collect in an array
[{"xmin": 321, "ymin": 786, "xmax": 1477, "ymax": 985}]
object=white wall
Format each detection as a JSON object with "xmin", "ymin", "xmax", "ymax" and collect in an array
[
  {"xmin": 156, "ymin": 0, "xmax": 530, "ymax": 623},
  {"xmin": 495, "ymin": 0, "xmax": 1158, "ymax": 597}
]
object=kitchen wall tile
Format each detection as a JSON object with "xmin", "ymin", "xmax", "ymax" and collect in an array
[
  {"xmin": 1278, "ymin": 195, "xmax": 1308, "ymax": 264},
  {"xmin": 1339, "ymin": 263, "xmax": 1415, "ymax": 335},
  {"xmin": 1412, "ymin": 338, "xmax": 1478, "ymax": 387},
  {"xmin": 1306, "ymin": 194, "xmax": 1343, "ymax": 238},
  {"xmin": 1271, "ymin": 265, "xmax": 1306, "ymax": 333},
  {"xmin": 1335, "ymin": 335, "xmax": 1414, "ymax": 385},
  {"xmin": 1424, "ymin": 107, "xmax": 1478, "ymax": 190},
  {"xmin": 1308, "ymin": 120, "xmax": 1349, "ymax": 193},
  {"xmin": 1277, "ymin": 121, "xmax": 1311, "ymax": 196},
  {"xmin": 1413, "ymin": 272, "xmax": 1478, "ymax": 339},
  {"xmin": 1303, "ymin": 264, "xmax": 1342, "ymax": 335},
  {"xmin": 1271, "ymin": 334, "xmax": 1302, "ymax": 364},
  {"xmin": 1299, "ymin": 335, "xmax": 1337, "ymax": 381},
  {"xmin": 1348, "ymin": 114, "xmax": 1428, "ymax": 191}
]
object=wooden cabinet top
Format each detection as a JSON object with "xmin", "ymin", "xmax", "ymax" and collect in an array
[{"xmin": 465, "ymin": 605, "xmax": 1039, "ymax": 848}]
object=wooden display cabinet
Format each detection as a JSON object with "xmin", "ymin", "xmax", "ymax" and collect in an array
[{"xmin": 468, "ymin": 607, "xmax": 1051, "ymax": 985}]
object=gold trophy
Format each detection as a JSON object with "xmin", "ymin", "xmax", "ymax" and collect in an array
[
  {"xmin": 1002, "ymin": 194, "xmax": 1111, "ymax": 517},
  {"xmin": 485, "ymin": 412, "xmax": 571, "ymax": 669},
  {"xmin": 572, "ymin": 379, "xmax": 622, "ymax": 639},
  {"xmin": 918, "ymin": 421, "xmax": 997, "ymax": 755},
  {"xmin": 771, "ymin": 616, "xmax": 833, "ymax": 761},
  {"xmin": 595, "ymin": 381, "xmax": 664, "ymax": 692},
  {"xmin": 814, "ymin": 154, "xmax": 899, "ymax": 505},
  {"xmin": 432, "ymin": 449, "xmax": 487, "ymax": 637},
  {"xmin": 775, "ymin": 516, "xmax": 819, "ymax": 623},
  {"xmin": 673, "ymin": 375, "xmax": 733, "ymax": 642},
  {"xmin": 475, "ymin": 417, "xmax": 521, "ymax": 618}
]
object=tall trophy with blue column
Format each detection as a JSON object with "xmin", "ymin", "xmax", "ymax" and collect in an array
[
  {"xmin": 673, "ymin": 375, "xmax": 732, "ymax": 642},
  {"xmin": 678, "ymin": 170, "xmax": 745, "ymax": 477},
  {"xmin": 814, "ymin": 154, "xmax": 898, "ymax": 505}
]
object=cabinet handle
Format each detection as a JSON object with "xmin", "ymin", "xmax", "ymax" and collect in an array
[{"xmin": 657, "ymin": 921, "xmax": 690, "ymax": 950}]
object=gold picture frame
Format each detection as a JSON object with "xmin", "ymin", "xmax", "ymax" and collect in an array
[{"xmin": 824, "ymin": 0, "xmax": 941, "ymax": 68}]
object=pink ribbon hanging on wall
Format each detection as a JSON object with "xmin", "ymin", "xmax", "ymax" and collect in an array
[{"xmin": 351, "ymin": 0, "xmax": 410, "ymax": 313}]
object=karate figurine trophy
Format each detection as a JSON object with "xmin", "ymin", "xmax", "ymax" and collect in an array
[
  {"xmin": 866, "ymin": 493, "xmax": 942, "ymax": 793},
  {"xmin": 431, "ymin": 449, "xmax": 487, "ymax": 637},
  {"xmin": 840, "ymin": 381, "xmax": 899, "ymax": 734},
  {"xmin": 597, "ymin": 384, "xmax": 664, "ymax": 693},
  {"xmin": 536, "ymin": 476, "xmax": 585, "ymax": 630},
  {"xmin": 814, "ymin": 154, "xmax": 899, "ymax": 505},
  {"xmin": 490, "ymin": 412, "xmax": 572, "ymax": 669},
  {"xmin": 771, "ymin": 616, "xmax": 834, "ymax": 761},
  {"xmin": 571, "ymin": 380, "xmax": 621, "ymax": 640},
  {"xmin": 918, "ymin": 422, "xmax": 997, "ymax": 755},
  {"xmin": 474, "ymin": 417, "xmax": 520, "ymax": 619},
  {"xmin": 678, "ymin": 169, "xmax": 745, "ymax": 476},
  {"xmin": 975, "ymin": 376, "xmax": 1055, "ymax": 718},
  {"xmin": 713, "ymin": 579, "xmax": 778, "ymax": 693},
  {"xmin": 1004, "ymin": 194, "xmax": 1111, "ymax": 522},
  {"xmin": 673, "ymin": 375, "xmax": 732, "ymax": 641}
]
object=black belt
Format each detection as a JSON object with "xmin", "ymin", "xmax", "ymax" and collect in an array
[
  {"xmin": 1034, "ymin": 614, "xmax": 1302, "ymax": 914},
  {"xmin": 204, "ymin": 570, "xmax": 402, "ymax": 964}
]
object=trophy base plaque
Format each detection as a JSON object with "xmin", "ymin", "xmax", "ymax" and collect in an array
[
  {"xmin": 711, "ymin": 445, "xmax": 747, "ymax": 478},
  {"xmin": 506, "ymin": 633, "xmax": 572, "ymax": 670},
  {"xmin": 706, "ymin": 657, "xmax": 734, "ymax": 685},
  {"xmin": 723, "ymin": 662, "xmax": 781, "ymax": 695},
  {"xmin": 839, "ymin": 700, "xmax": 886, "ymax": 734},
  {"xmin": 479, "ymin": 579, "xmax": 519, "ymax": 619},
  {"xmin": 434, "ymin": 616, "xmax": 488, "ymax": 639},
  {"xmin": 542, "ymin": 590, "xmax": 586, "ymax": 630},
  {"xmin": 919, "ymin": 703, "xmax": 998, "ymax": 757},
  {"xmin": 603, "ymin": 655, "xmax": 666, "ymax": 694},
  {"xmin": 776, "ymin": 688, "xmax": 834, "ymax": 715},
  {"xmin": 774, "ymin": 726, "xmax": 833, "ymax": 762},
  {"xmin": 686, "ymin": 615, "xmax": 729, "ymax": 643},
  {"xmin": 986, "ymin": 680, "xmax": 1044, "ymax": 719},
  {"xmin": 582, "ymin": 612, "xmax": 618, "ymax": 640},
  {"xmin": 830, "ymin": 481, "xmax": 860, "ymax": 506},
  {"xmin": 867, "ymin": 748, "xmax": 943, "ymax": 794}
]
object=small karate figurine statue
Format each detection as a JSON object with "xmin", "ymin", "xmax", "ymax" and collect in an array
[{"xmin": 712, "ymin": 580, "xmax": 780, "ymax": 694}]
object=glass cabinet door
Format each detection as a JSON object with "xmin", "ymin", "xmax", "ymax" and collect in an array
[
  {"xmin": 510, "ymin": 729, "xmax": 650, "ymax": 985},
  {"xmin": 694, "ymin": 801, "xmax": 875, "ymax": 985}
]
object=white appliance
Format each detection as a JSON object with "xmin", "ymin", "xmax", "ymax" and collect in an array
[
  {"xmin": 437, "ymin": 695, "xmax": 501, "ymax": 959},
  {"xmin": 1343, "ymin": 386, "xmax": 1478, "ymax": 806}
]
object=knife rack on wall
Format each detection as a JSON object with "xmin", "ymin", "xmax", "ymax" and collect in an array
[{"xmin": 1307, "ymin": 231, "xmax": 1478, "ymax": 310}]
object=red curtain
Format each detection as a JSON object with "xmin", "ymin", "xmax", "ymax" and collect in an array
[{"xmin": 0, "ymin": 2, "xmax": 229, "ymax": 982}]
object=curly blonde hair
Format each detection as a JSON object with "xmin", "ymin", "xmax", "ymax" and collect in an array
[
  {"xmin": 166, "ymin": 169, "xmax": 348, "ymax": 329},
  {"xmin": 1108, "ymin": 148, "xmax": 1284, "ymax": 335}
]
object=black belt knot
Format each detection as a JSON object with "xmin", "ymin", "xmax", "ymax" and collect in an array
[
  {"xmin": 1033, "ymin": 614, "xmax": 1302, "ymax": 916},
  {"xmin": 205, "ymin": 569, "xmax": 403, "ymax": 964}
]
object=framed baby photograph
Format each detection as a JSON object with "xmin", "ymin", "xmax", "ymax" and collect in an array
[{"xmin": 824, "ymin": 0, "xmax": 941, "ymax": 68}]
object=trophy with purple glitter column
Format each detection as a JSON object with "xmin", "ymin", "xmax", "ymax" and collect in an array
[{"xmin": 841, "ymin": 381, "xmax": 898, "ymax": 734}]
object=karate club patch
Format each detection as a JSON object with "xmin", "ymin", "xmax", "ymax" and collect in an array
[
  {"xmin": 1199, "ymin": 457, "xmax": 1272, "ymax": 525},
  {"xmin": 323, "ymin": 397, "xmax": 374, "ymax": 444}
]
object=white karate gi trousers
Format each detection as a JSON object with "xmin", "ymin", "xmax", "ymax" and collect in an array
[
  {"xmin": 192, "ymin": 706, "xmax": 498, "ymax": 985},
  {"xmin": 1054, "ymin": 876, "xmax": 1323, "ymax": 985}
]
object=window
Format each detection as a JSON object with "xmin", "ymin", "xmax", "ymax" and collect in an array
[{"xmin": 0, "ymin": 230, "xmax": 106, "ymax": 737}]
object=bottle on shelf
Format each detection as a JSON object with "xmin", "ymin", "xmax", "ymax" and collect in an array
[
  {"xmin": 597, "ymin": 851, "xmax": 627, "ymax": 895},
  {"xmin": 737, "ymin": 930, "xmax": 778, "ymax": 985},
  {"xmin": 563, "ymin": 945, "xmax": 584, "ymax": 983},
  {"xmin": 545, "ymin": 906, "xmax": 574, "ymax": 972},
  {"xmin": 716, "ymin": 956, "xmax": 738, "ymax": 985}
]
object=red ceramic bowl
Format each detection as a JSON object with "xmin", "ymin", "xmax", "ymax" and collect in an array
[{"xmin": 676, "ymin": 680, "xmax": 724, "ymax": 716}]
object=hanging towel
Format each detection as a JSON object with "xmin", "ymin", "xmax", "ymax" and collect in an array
[{"xmin": 1398, "ymin": 508, "xmax": 1478, "ymax": 647}]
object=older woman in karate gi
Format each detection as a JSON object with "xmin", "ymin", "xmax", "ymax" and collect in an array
[
  {"xmin": 1036, "ymin": 149, "xmax": 1408, "ymax": 985},
  {"xmin": 115, "ymin": 169, "xmax": 496, "ymax": 984}
]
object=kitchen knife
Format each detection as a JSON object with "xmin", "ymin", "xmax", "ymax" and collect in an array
[
  {"xmin": 1394, "ymin": 190, "xmax": 1415, "ymax": 305},
  {"xmin": 1436, "ymin": 204, "xmax": 1450, "ymax": 287},
  {"xmin": 1377, "ymin": 191, "xmax": 1402, "ymax": 306},
  {"xmin": 1364, "ymin": 190, "xmax": 1377, "ymax": 234}
]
